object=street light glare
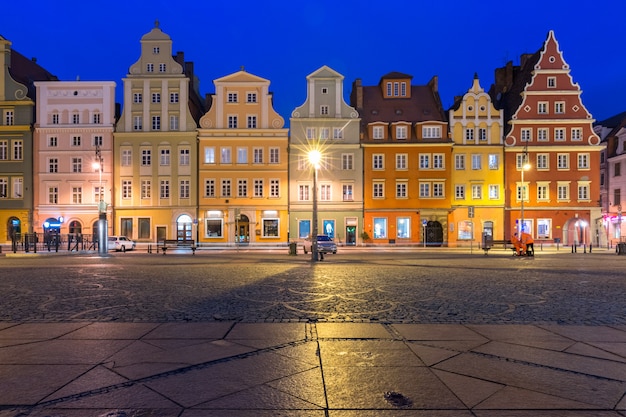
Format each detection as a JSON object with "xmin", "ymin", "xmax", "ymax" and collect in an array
[{"xmin": 309, "ymin": 150, "xmax": 321, "ymax": 168}]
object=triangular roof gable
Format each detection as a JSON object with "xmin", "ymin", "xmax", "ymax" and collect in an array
[
  {"xmin": 214, "ymin": 70, "xmax": 269, "ymax": 85},
  {"xmin": 306, "ymin": 65, "xmax": 344, "ymax": 80},
  {"xmin": 525, "ymin": 30, "xmax": 579, "ymax": 93}
]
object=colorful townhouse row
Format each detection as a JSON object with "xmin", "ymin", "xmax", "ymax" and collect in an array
[{"xmin": 1, "ymin": 25, "xmax": 622, "ymax": 249}]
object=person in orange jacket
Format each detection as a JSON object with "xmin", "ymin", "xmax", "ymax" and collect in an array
[
  {"xmin": 512, "ymin": 232, "xmax": 523, "ymax": 256},
  {"xmin": 521, "ymin": 232, "xmax": 534, "ymax": 256}
]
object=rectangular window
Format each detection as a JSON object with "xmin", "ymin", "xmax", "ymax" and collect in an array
[
  {"xmin": 141, "ymin": 149, "xmax": 151, "ymax": 166},
  {"xmin": 394, "ymin": 82, "xmax": 399, "ymax": 96},
  {"xmin": 372, "ymin": 153, "xmax": 385, "ymax": 169},
  {"xmin": 538, "ymin": 218, "xmax": 552, "ymax": 239},
  {"xmin": 133, "ymin": 116, "xmax": 142, "ymax": 130},
  {"xmin": 396, "ymin": 125, "xmax": 407, "ymax": 139},
  {"xmin": 401, "ymin": 82, "xmax": 406, "ymax": 96},
  {"xmin": 0, "ymin": 178, "xmax": 7, "ymax": 198},
  {"xmin": 472, "ymin": 184, "xmax": 482, "ymax": 199},
  {"xmin": 397, "ymin": 217, "xmax": 410, "ymax": 238},
  {"xmin": 557, "ymin": 153, "xmax": 569, "ymax": 170},
  {"xmin": 433, "ymin": 154, "xmax": 444, "ymax": 169},
  {"xmin": 52, "ymin": 113, "xmax": 59, "ymax": 124},
  {"xmin": 320, "ymin": 184, "xmax": 331, "ymax": 201},
  {"xmin": 12, "ymin": 177, "xmax": 22, "ymax": 199},
  {"xmin": 72, "ymin": 113, "xmax": 80, "ymax": 124},
  {"xmin": 422, "ymin": 126, "xmax": 441, "ymax": 138},
  {"xmin": 221, "ymin": 179, "xmax": 231, "ymax": 197},
  {"xmin": 71, "ymin": 136, "xmax": 81, "ymax": 146},
  {"xmin": 180, "ymin": 179, "xmax": 190, "ymax": 199},
  {"xmin": 306, "ymin": 127, "xmax": 316, "ymax": 139},
  {"xmin": 299, "ymin": 184, "xmax": 310, "ymax": 201},
  {"xmin": 554, "ymin": 128, "xmax": 565, "ymax": 141},
  {"xmin": 93, "ymin": 113, "xmax": 101, "ymax": 124},
  {"xmin": 455, "ymin": 154, "xmax": 465, "ymax": 170},
  {"xmin": 396, "ymin": 154, "xmax": 407, "ymax": 170},
  {"xmin": 72, "ymin": 186, "xmax": 82, "ymax": 204},
  {"xmin": 221, "ymin": 147, "xmax": 232, "ymax": 164},
  {"xmin": 320, "ymin": 105, "xmax": 329, "ymax": 115},
  {"xmin": 433, "ymin": 182, "xmax": 444, "ymax": 197},
  {"xmin": 471, "ymin": 154, "xmax": 481, "ymax": 170},
  {"xmin": 133, "ymin": 93, "xmax": 142, "ymax": 103},
  {"xmin": 237, "ymin": 147, "xmax": 248, "ymax": 164},
  {"xmin": 373, "ymin": 218, "xmax": 387, "ymax": 239},
  {"xmin": 557, "ymin": 183, "xmax": 569, "ymax": 201},
  {"xmin": 342, "ymin": 184, "xmax": 353, "ymax": 201},
  {"xmin": 419, "ymin": 182, "xmax": 430, "ymax": 198},
  {"xmin": 373, "ymin": 182, "xmax": 384, "ymax": 198},
  {"xmin": 488, "ymin": 154, "xmax": 498, "ymax": 170},
  {"xmin": 159, "ymin": 63, "xmax": 166, "ymax": 72},
  {"xmin": 333, "ymin": 128, "xmax": 343, "ymax": 139},
  {"xmin": 342, "ymin": 154, "xmax": 354, "ymax": 170},
  {"xmin": 419, "ymin": 154, "xmax": 430, "ymax": 169},
  {"xmin": 139, "ymin": 218, "xmax": 151, "ymax": 240},
  {"xmin": 465, "ymin": 128, "xmax": 474, "ymax": 141},
  {"xmin": 253, "ymin": 148, "xmax": 263, "ymax": 164},
  {"xmin": 160, "ymin": 149, "xmax": 170, "ymax": 166},
  {"xmin": 537, "ymin": 183, "xmax": 549, "ymax": 201},
  {"xmin": 615, "ymin": 161, "xmax": 621, "ymax": 176},
  {"xmin": 270, "ymin": 179, "xmax": 280, "ymax": 197},
  {"xmin": 372, "ymin": 126, "xmax": 384, "ymax": 139},
  {"xmin": 547, "ymin": 77, "xmax": 556, "ymax": 88},
  {"xmin": 521, "ymin": 128, "xmax": 532, "ymax": 142},
  {"xmin": 455, "ymin": 185, "xmax": 465, "ymax": 199},
  {"xmin": 247, "ymin": 116, "xmax": 257, "ymax": 129},
  {"xmin": 72, "ymin": 157, "xmax": 82, "ymax": 173},
  {"xmin": 614, "ymin": 188, "xmax": 621, "ymax": 206},
  {"xmin": 0, "ymin": 140, "xmax": 6, "ymax": 160},
  {"xmin": 227, "ymin": 92, "xmax": 238, "ymax": 103},
  {"xmin": 122, "ymin": 180, "xmax": 132, "ymax": 199},
  {"xmin": 205, "ymin": 179, "xmax": 215, "ymax": 197},
  {"xmin": 262, "ymin": 219, "xmax": 279, "ymax": 238},
  {"xmin": 122, "ymin": 149, "xmax": 132, "ymax": 166},
  {"xmin": 320, "ymin": 128, "xmax": 330, "ymax": 139},
  {"xmin": 571, "ymin": 128, "xmax": 582, "ymax": 141},
  {"xmin": 204, "ymin": 147, "xmax": 215, "ymax": 164},
  {"xmin": 577, "ymin": 153, "xmax": 589, "ymax": 169},
  {"xmin": 93, "ymin": 135, "xmax": 103, "ymax": 147},
  {"xmin": 269, "ymin": 147, "xmax": 279, "ymax": 164},
  {"xmin": 228, "ymin": 115, "xmax": 238, "ymax": 129},
  {"xmin": 247, "ymin": 93, "xmax": 257, "ymax": 103},
  {"xmin": 536, "ymin": 153, "xmax": 548, "ymax": 170},
  {"xmin": 48, "ymin": 158, "xmax": 58, "ymax": 173},
  {"xmin": 152, "ymin": 116, "xmax": 161, "ymax": 130},
  {"xmin": 237, "ymin": 179, "xmax": 247, "ymax": 197},
  {"xmin": 555, "ymin": 101, "xmax": 565, "ymax": 114},
  {"xmin": 254, "ymin": 179, "xmax": 264, "ymax": 197},
  {"xmin": 169, "ymin": 115, "xmax": 179, "ymax": 130},
  {"xmin": 160, "ymin": 180, "xmax": 170, "ymax": 199},
  {"xmin": 152, "ymin": 93, "xmax": 161, "ymax": 103},
  {"xmin": 141, "ymin": 180, "xmax": 151, "ymax": 199},
  {"xmin": 386, "ymin": 82, "xmax": 392, "ymax": 96},
  {"xmin": 13, "ymin": 140, "xmax": 23, "ymax": 160},
  {"xmin": 396, "ymin": 182, "xmax": 407, "ymax": 198},
  {"xmin": 170, "ymin": 92, "xmax": 179, "ymax": 103},
  {"xmin": 48, "ymin": 186, "xmax": 58, "ymax": 204},
  {"xmin": 5, "ymin": 110, "xmax": 14, "ymax": 125},
  {"xmin": 47, "ymin": 136, "xmax": 58, "ymax": 147},
  {"xmin": 488, "ymin": 184, "xmax": 499, "ymax": 199},
  {"xmin": 578, "ymin": 183, "xmax": 590, "ymax": 200},
  {"xmin": 537, "ymin": 128, "xmax": 548, "ymax": 141},
  {"xmin": 179, "ymin": 148, "xmax": 190, "ymax": 166},
  {"xmin": 478, "ymin": 128, "xmax": 487, "ymax": 141}
]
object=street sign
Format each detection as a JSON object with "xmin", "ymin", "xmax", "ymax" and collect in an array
[
  {"xmin": 422, "ymin": 219, "xmax": 427, "ymax": 226},
  {"xmin": 468, "ymin": 206, "xmax": 474, "ymax": 218}
]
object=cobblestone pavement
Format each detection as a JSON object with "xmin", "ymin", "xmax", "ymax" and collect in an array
[{"xmin": 1, "ymin": 248, "xmax": 624, "ymax": 324}]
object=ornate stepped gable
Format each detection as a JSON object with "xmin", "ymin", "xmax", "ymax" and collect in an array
[{"xmin": 504, "ymin": 30, "xmax": 600, "ymax": 147}]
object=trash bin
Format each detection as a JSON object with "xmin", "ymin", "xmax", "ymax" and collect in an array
[
  {"xmin": 617, "ymin": 242, "xmax": 626, "ymax": 255},
  {"xmin": 289, "ymin": 242, "xmax": 298, "ymax": 256}
]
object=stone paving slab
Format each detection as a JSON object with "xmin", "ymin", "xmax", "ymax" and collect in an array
[{"xmin": 1, "ymin": 322, "xmax": 625, "ymax": 416}]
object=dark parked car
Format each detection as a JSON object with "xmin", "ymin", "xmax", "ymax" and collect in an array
[{"xmin": 303, "ymin": 235, "xmax": 337, "ymax": 254}]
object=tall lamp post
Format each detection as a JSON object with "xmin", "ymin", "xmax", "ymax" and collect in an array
[
  {"xmin": 94, "ymin": 145, "xmax": 108, "ymax": 255},
  {"xmin": 309, "ymin": 150, "xmax": 321, "ymax": 262},
  {"xmin": 519, "ymin": 149, "xmax": 531, "ymax": 235}
]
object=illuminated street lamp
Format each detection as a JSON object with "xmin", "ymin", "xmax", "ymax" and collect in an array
[
  {"xmin": 519, "ymin": 150, "xmax": 531, "ymax": 235},
  {"xmin": 93, "ymin": 144, "xmax": 108, "ymax": 255},
  {"xmin": 309, "ymin": 150, "xmax": 321, "ymax": 262}
]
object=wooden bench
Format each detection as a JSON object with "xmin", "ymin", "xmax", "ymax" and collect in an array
[
  {"xmin": 158, "ymin": 239, "xmax": 196, "ymax": 255},
  {"xmin": 482, "ymin": 239, "xmax": 512, "ymax": 255}
]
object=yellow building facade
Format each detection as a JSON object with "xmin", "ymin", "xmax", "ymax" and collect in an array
[
  {"xmin": 448, "ymin": 74, "xmax": 505, "ymax": 247},
  {"xmin": 114, "ymin": 23, "xmax": 200, "ymax": 243},
  {"xmin": 197, "ymin": 70, "xmax": 289, "ymax": 246}
]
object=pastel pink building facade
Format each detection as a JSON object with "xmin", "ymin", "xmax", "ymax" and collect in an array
[{"xmin": 33, "ymin": 81, "xmax": 116, "ymax": 241}]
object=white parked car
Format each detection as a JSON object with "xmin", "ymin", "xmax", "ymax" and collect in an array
[
  {"xmin": 107, "ymin": 236, "xmax": 136, "ymax": 252},
  {"xmin": 303, "ymin": 235, "xmax": 337, "ymax": 254}
]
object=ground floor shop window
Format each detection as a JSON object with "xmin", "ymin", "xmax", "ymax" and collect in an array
[
  {"xmin": 206, "ymin": 218, "xmax": 223, "ymax": 238},
  {"xmin": 458, "ymin": 220, "xmax": 473, "ymax": 240},
  {"xmin": 299, "ymin": 220, "xmax": 311, "ymax": 239},
  {"xmin": 121, "ymin": 218, "xmax": 132, "ymax": 238},
  {"xmin": 373, "ymin": 218, "xmax": 387, "ymax": 239},
  {"xmin": 397, "ymin": 217, "xmax": 410, "ymax": 238},
  {"xmin": 139, "ymin": 218, "xmax": 150, "ymax": 239},
  {"xmin": 263, "ymin": 218, "xmax": 279, "ymax": 237},
  {"xmin": 537, "ymin": 219, "xmax": 551, "ymax": 239},
  {"xmin": 323, "ymin": 219, "xmax": 335, "ymax": 238}
]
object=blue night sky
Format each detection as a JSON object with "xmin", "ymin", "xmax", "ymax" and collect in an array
[{"xmin": 2, "ymin": 0, "xmax": 625, "ymax": 124}]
